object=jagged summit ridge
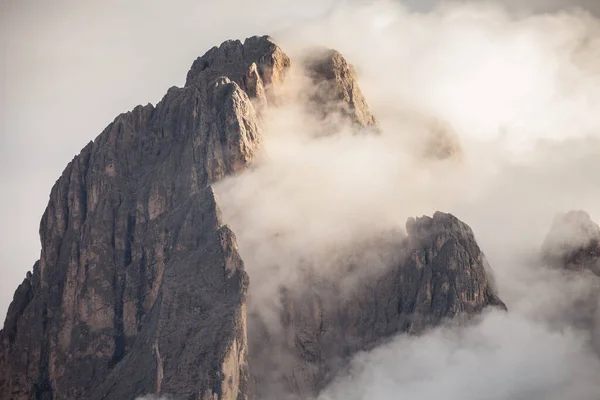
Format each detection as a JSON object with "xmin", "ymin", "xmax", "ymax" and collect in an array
[
  {"xmin": 0, "ymin": 36, "xmax": 505, "ymax": 400},
  {"xmin": 0, "ymin": 35, "xmax": 290, "ymax": 400},
  {"xmin": 185, "ymin": 35, "xmax": 291, "ymax": 107}
]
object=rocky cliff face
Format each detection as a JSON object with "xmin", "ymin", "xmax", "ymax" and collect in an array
[
  {"xmin": 1, "ymin": 36, "xmax": 504, "ymax": 400},
  {"xmin": 542, "ymin": 210, "xmax": 600, "ymax": 276},
  {"xmin": 0, "ymin": 35, "xmax": 289, "ymax": 400},
  {"xmin": 303, "ymin": 49, "xmax": 377, "ymax": 129},
  {"xmin": 249, "ymin": 212, "xmax": 506, "ymax": 399}
]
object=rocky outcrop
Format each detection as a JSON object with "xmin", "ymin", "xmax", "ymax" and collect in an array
[
  {"xmin": 0, "ymin": 35, "xmax": 289, "ymax": 400},
  {"xmin": 303, "ymin": 49, "xmax": 377, "ymax": 129},
  {"xmin": 0, "ymin": 35, "xmax": 504, "ymax": 400},
  {"xmin": 541, "ymin": 210, "xmax": 600, "ymax": 352},
  {"xmin": 249, "ymin": 212, "xmax": 506, "ymax": 399},
  {"xmin": 419, "ymin": 119, "xmax": 463, "ymax": 161},
  {"xmin": 186, "ymin": 36, "xmax": 291, "ymax": 110},
  {"xmin": 542, "ymin": 210, "xmax": 600, "ymax": 275}
]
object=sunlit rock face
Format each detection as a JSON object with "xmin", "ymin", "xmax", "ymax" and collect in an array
[{"xmin": 0, "ymin": 36, "xmax": 505, "ymax": 400}]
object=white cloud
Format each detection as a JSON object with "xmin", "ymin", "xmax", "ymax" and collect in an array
[{"xmin": 319, "ymin": 309, "xmax": 600, "ymax": 400}]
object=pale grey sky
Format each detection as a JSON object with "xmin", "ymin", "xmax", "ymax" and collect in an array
[{"xmin": 1, "ymin": 0, "xmax": 599, "ymax": 321}]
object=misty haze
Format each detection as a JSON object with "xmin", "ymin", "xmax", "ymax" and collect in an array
[{"xmin": 1, "ymin": 0, "xmax": 600, "ymax": 399}]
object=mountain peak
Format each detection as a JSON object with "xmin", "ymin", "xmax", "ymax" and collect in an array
[
  {"xmin": 185, "ymin": 35, "xmax": 290, "ymax": 107},
  {"xmin": 542, "ymin": 210, "xmax": 600, "ymax": 275},
  {"xmin": 0, "ymin": 36, "xmax": 504, "ymax": 400},
  {"xmin": 303, "ymin": 46, "xmax": 377, "ymax": 128}
]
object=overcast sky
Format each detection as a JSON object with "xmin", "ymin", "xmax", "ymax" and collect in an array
[{"xmin": 1, "ymin": 0, "xmax": 599, "ymax": 321}]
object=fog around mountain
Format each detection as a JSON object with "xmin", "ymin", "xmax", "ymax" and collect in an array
[{"xmin": 2, "ymin": 1, "xmax": 600, "ymax": 399}]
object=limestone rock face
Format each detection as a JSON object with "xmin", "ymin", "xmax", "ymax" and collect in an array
[
  {"xmin": 250, "ymin": 212, "xmax": 506, "ymax": 399},
  {"xmin": 0, "ymin": 35, "xmax": 288, "ymax": 400}
]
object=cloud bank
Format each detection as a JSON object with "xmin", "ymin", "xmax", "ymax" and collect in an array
[{"xmin": 319, "ymin": 309, "xmax": 600, "ymax": 400}]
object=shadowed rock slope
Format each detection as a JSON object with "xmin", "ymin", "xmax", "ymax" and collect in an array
[
  {"xmin": 249, "ymin": 212, "xmax": 506, "ymax": 399},
  {"xmin": 0, "ymin": 35, "xmax": 290, "ymax": 400},
  {"xmin": 1, "ymin": 36, "xmax": 504, "ymax": 400}
]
